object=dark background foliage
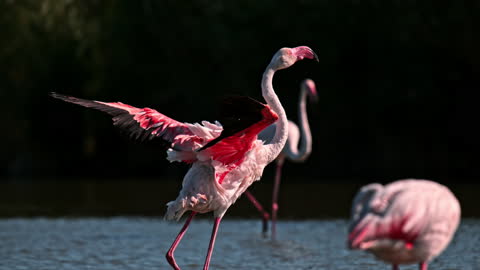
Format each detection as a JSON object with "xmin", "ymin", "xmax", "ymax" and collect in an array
[{"xmin": 1, "ymin": 0, "xmax": 479, "ymax": 209}]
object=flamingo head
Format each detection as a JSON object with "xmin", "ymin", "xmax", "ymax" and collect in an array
[
  {"xmin": 302, "ymin": 78, "xmax": 318, "ymax": 103},
  {"xmin": 269, "ymin": 46, "xmax": 318, "ymax": 71}
]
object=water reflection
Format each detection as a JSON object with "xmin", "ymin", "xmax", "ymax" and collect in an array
[{"xmin": 0, "ymin": 218, "xmax": 478, "ymax": 270}]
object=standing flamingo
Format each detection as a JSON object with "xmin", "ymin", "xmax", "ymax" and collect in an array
[
  {"xmin": 348, "ymin": 179, "xmax": 461, "ymax": 270},
  {"xmin": 243, "ymin": 78, "xmax": 318, "ymax": 238},
  {"xmin": 50, "ymin": 46, "xmax": 318, "ymax": 270}
]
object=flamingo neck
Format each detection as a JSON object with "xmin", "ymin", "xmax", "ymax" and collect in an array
[
  {"xmin": 284, "ymin": 86, "xmax": 312, "ymax": 161},
  {"xmin": 261, "ymin": 67, "xmax": 288, "ymax": 164}
]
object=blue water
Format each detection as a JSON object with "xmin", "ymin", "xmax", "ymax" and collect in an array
[{"xmin": 0, "ymin": 218, "xmax": 478, "ymax": 270}]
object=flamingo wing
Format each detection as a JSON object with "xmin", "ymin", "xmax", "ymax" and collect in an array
[
  {"xmin": 50, "ymin": 92, "xmax": 201, "ymax": 151},
  {"xmin": 349, "ymin": 181, "xmax": 430, "ymax": 249},
  {"xmin": 199, "ymin": 96, "xmax": 271, "ymax": 149},
  {"xmin": 197, "ymin": 96, "xmax": 278, "ymax": 183}
]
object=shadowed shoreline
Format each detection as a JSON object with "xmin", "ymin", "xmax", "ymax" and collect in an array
[{"xmin": 0, "ymin": 180, "xmax": 477, "ymax": 218}]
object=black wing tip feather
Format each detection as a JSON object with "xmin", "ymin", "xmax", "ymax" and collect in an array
[
  {"xmin": 219, "ymin": 96, "xmax": 266, "ymax": 121},
  {"xmin": 198, "ymin": 96, "xmax": 269, "ymax": 152},
  {"xmin": 49, "ymin": 91, "xmax": 77, "ymax": 101},
  {"xmin": 221, "ymin": 95, "xmax": 266, "ymax": 109},
  {"xmin": 49, "ymin": 92, "xmax": 70, "ymax": 101},
  {"xmin": 49, "ymin": 92, "xmax": 127, "ymax": 117},
  {"xmin": 49, "ymin": 92, "xmax": 95, "ymax": 106},
  {"xmin": 219, "ymin": 95, "xmax": 267, "ymax": 123},
  {"xmin": 50, "ymin": 92, "xmax": 170, "ymax": 147}
]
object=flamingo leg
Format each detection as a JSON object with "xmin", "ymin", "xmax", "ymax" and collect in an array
[
  {"xmin": 419, "ymin": 262, "xmax": 428, "ymax": 270},
  {"xmin": 392, "ymin": 264, "xmax": 399, "ymax": 270},
  {"xmin": 271, "ymin": 157, "xmax": 285, "ymax": 240},
  {"xmin": 166, "ymin": 211, "xmax": 197, "ymax": 270},
  {"xmin": 203, "ymin": 217, "xmax": 222, "ymax": 270},
  {"xmin": 243, "ymin": 190, "xmax": 270, "ymax": 236}
]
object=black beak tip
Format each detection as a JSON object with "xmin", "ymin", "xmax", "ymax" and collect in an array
[{"xmin": 312, "ymin": 50, "xmax": 319, "ymax": 62}]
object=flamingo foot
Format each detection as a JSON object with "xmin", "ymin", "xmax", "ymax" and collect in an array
[
  {"xmin": 166, "ymin": 251, "xmax": 180, "ymax": 270},
  {"xmin": 419, "ymin": 262, "xmax": 427, "ymax": 270}
]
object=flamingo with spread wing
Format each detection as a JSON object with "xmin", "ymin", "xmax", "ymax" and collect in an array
[
  {"xmin": 348, "ymin": 179, "xmax": 461, "ymax": 270},
  {"xmin": 51, "ymin": 46, "xmax": 318, "ymax": 270}
]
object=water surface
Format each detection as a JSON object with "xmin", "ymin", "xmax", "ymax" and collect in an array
[{"xmin": 1, "ymin": 218, "xmax": 479, "ymax": 270}]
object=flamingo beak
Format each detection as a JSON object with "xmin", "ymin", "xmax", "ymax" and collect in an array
[
  {"xmin": 348, "ymin": 226, "xmax": 367, "ymax": 249},
  {"xmin": 291, "ymin": 46, "xmax": 319, "ymax": 62},
  {"xmin": 348, "ymin": 219, "xmax": 373, "ymax": 249}
]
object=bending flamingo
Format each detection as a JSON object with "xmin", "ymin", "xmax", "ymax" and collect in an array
[
  {"xmin": 243, "ymin": 78, "xmax": 318, "ymax": 238},
  {"xmin": 348, "ymin": 179, "xmax": 461, "ymax": 270},
  {"xmin": 50, "ymin": 46, "xmax": 318, "ymax": 270}
]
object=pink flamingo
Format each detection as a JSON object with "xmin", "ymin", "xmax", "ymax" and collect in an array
[
  {"xmin": 348, "ymin": 179, "xmax": 461, "ymax": 270},
  {"xmin": 50, "ymin": 46, "xmax": 318, "ymax": 270},
  {"xmin": 243, "ymin": 78, "xmax": 318, "ymax": 238}
]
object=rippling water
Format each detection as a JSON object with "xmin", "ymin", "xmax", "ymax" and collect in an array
[{"xmin": 1, "ymin": 218, "xmax": 479, "ymax": 270}]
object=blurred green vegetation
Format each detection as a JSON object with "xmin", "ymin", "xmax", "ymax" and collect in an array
[{"xmin": 1, "ymin": 0, "xmax": 479, "ymax": 182}]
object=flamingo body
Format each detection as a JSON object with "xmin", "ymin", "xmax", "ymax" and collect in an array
[
  {"xmin": 51, "ymin": 93, "xmax": 278, "ymax": 220},
  {"xmin": 166, "ymin": 138, "xmax": 273, "ymax": 220},
  {"xmin": 51, "ymin": 46, "xmax": 318, "ymax": 270},
  {"xmin": 348, "ymin": 179, "xmax": 461, "ymax": 269}
]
